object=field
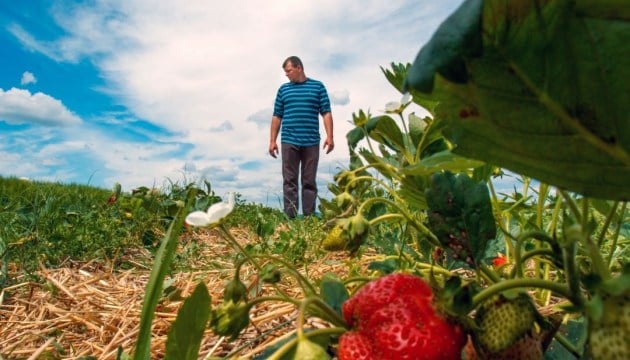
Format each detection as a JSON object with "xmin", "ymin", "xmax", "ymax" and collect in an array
[
  {"xmin": 1, "ymin": 221, "xmax": 366, "ymax": 359},
  {"xmin": 2, "ymin": 4, "xmax": 629, "ymax": 357},
  {"xmin": 0, "ymin": 171, "xmax": 627, "ymax": 359}
]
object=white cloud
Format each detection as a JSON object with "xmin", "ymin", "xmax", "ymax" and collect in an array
[
  {"xmin": 330, "ymin": 89, "xmax": 350, "ymax": 106},
  {"xmin": 21, "ymin": 71, "xmax": 37, "ymax": 85},
  {"xmin": 0, "ymin": 88, "xmax": 82, "ymax": 126},
  {"xmin": 3, "ymin": 0, "xmax": 464, "ymax": 206}
]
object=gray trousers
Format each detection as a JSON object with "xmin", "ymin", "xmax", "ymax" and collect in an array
[{"xmin": 281, "ymin": 143, "xmax": 319, "ymax": 218}]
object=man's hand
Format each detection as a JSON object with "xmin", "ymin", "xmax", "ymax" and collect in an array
[
  {"xmin": 269, "ymin": 142, "xmax": 279, "ymax": 158},
  {"xmin": 323, "ymin": 138, "xmax": 334, "ymax": 154}
]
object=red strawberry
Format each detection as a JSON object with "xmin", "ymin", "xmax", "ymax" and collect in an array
[
  {"xmin": 492, "ymin": 254, "xmax": 507, "ymax": 267},
  {"xmin": 338, "ymin": 331, "xmax": 374, "ymax": 360},
  {"xmin": 339, "ymin": 273, "xmax": 467, "ymax": 360},
  {"xmin": 366, "ymin": 297, "xmax": 466, "ymax": 359},
  {"xmin": 342, "ymin": 273, "xmax": 433, "ymax": 328}
]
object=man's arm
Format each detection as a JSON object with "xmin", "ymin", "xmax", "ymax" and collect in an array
[
  {"xmin": 269, "ymin": 115, "xmax": 281, "ymax": 158},
  {"xmin": 322, "ymin": 112, "xmax": 334, "ymax": 154}
]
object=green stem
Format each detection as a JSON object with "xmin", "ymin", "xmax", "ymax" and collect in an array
[
  {"xmin": 471, "ymin": 279, "xmax": 573, "ymax": 309},
  {"xmin": 302, "ymin": 297, "xmax": 348, "ymax": 330},
  {"xmin": 581, "ymin": 198, "xmax": 590, "ymax": 231},
  {"xmin": 513, "ymin": 231, "xmax": 554, "ymax": 278},
  {"xmin": 350, "ymin": 176, "xmax": 399, "ymax": 201},
  {"xmin": 559, "ymin": 190, "xmax": 582, "ymax": 223},
  {"xmin": 413, "ymin": 116, "xmax": 433, "ymax": 163},
  {"xmin": 607, "ymin": 202, "xmax": 627, "ymax": 267},
  {"xmin": 248, "ymin": 295, "xmax": 301, "ymax": 307},
  {"xmin": 219, "ymin": 224, "xmax": 263, "ymax": 273},
  {"xmin": 368, "ymin": 213, "xmax": 405, "ymax": 225},
  {"xmin": 343, "ymin": 276, "xmax": 372, "ymax": 289},
  {"xmin": 396, "ymin": 113, "xmax": 415, "ymax": 164},
  {"xmin": 250, "ymin": 254, "xmax": 318, "ymax": 296},
  {"xmin": 598, "ymin": 201, "xmax": 619, "ymax": 247},
  {"xmin": 479, "ymin": 263, "xmax": 502, "ymax": 284},
  {"xmin": 536, "ymin": 182, "xmax": 549, "ymax": 229},
  {"xmin": 522, "ymin": 176, "xmax": 531, "ymax": 198},
  {"xmin": 562, "ymin": 242, "xmax": 584, "ymax": 307},
  {"xmin": 359, "ymin": 197, "xmax": 439, "ymax": 246},
  {"xmin": 546, "ymin": 193, "xmax": 564, "ymax": 234}
]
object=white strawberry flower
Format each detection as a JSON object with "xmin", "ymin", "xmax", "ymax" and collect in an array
[
  {"xmin": 185, "ymin": 192, "xmax": 235, "ymax": 227},
  {"xmin": 384, "ymin": 93, "xmax": 413, "ymax": 113}
]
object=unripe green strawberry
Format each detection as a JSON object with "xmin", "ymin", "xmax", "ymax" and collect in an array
[
  {"xmin": 223, "ymin": 276, "xmax": 248, "ymax": 303},
  {"xmin": 465, "ymin": 331, "xmax": 543, "ymax": 360},
  {"xmin": 210, "ymin": 300, "xmax": 251, "ymax": 340},
  {"xmin": 474, "ymin": 292, "xmax": 537, "ymax": 353},
  {"xmin": 294, "ymin": 337, "xmax": 331, "ymax": 360},
  {"xmin": 588, "ymin": 291, "xmax": 630, "ymax": 359},
  {"xmin": 322, "ymin": 225, "xmax": 349, "ymax": 251}
]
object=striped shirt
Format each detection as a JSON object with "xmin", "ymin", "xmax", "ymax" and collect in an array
[{"xmin": 273, "ymin": 78, "xmax": 331, "ymax": 147}]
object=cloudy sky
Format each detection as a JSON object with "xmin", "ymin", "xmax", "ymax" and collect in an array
[{"xmin": 0, "ymin": 0, "xmax": 466, "ymax": 207}]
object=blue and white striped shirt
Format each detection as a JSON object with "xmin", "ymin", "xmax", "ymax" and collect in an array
[{"xmin": 273, "ymin": 78, "xmax": 331, "ymax": 147}]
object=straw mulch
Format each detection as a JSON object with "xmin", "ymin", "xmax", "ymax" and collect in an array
[{"xmin": 0, "ymin": 227, "xmax": 375, "ymax": 359}]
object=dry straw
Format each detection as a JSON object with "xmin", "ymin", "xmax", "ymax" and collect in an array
[{"xmin": 0, "ymin": 228, "xmax": 369, "ymax": 359}]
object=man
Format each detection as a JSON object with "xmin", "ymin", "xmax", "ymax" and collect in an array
[{"xmin": 269, "ymin": 56, "xmax": 334, "ymax": 218}]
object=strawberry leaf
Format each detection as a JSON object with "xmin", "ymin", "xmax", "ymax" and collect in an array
[
  {"xmin": 164, "ymin": 282, "xmax": 211, "ymax": 360},
  {"xmin": 426, "ymin": 171, "xmax": 496, "ymax": 266},
  {"xmin": 405, "ymin": 0, "xmax": 630, "ymax": 200}
]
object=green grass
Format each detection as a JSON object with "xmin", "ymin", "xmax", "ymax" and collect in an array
[{"xmin": 0, "ymin": 176, "xmax": 333, "ymax": 286}]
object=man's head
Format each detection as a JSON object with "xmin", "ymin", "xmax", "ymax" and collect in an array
[{"xmin": 283, "ymin": 56, "xmax": 306, "ymax": 83}]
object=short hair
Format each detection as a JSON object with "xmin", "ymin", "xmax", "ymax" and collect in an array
[{"xmin": 283, "ymin": 56, "xmax": 303, "ymax": 69}]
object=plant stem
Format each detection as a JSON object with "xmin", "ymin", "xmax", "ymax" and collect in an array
[
  {"xmin": 513, "ymin": 230, "xmax": 554, "ymax": 278},
  {"xmin": 219, "ymin": 224, "xmax": 263, "ymax": 273},
  {"xmin": 359, "ymin": 196, "xmax": 440, "ymax": 246},
  {"xmin": 413, "ymin": 116, "xmax": 434, "ymax": 163},
  {"xmin": 478, "ymin": 263, "xmax": 502, "ymax": 284},
  {"xmin": 471, "ymin": 279, "xmax": 572, "ymax": 309},
  {"xmin": 562, "ymin": 242, "xmax": 584, "ymax": 307},
  {"xmin": 607, "ymin": 202, "xmax": 627, "ymax": 267},
  {"xmin": 598, "ymin": 201, "xmax": 619, "ymax": 247},
  {"xmin": 248, "ymin": 295, "xmax": 301, "ymax": 307},
  {"xmin": 559, "ymin": 190, "xmax": 582, "ymax": 224},
  {"xmin": 251, "ymin": 254, "xmax": 318, "ymax": 296}
]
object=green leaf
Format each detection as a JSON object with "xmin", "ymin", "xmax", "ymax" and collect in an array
[
  {"xmin": 346, "ymin": 127, "xmax": 365, "ymax": 151},
  {"xmin": 319, "ymin": 273, "xmax": 349, "ymax": 316},
  {"xmin": 134, "ymin": 190, "xmax": 195, "ymax": 360},
  {"xmin": 405, "ymin": 0, "xmax": 630, "ymax": 200},
  {"xmin": 382, "ymin": 63, "xmax": 439, "ymax": 113},
  {"xmin": 403, "ymin": 150, "xmax": 485, "ymax": 176},
  {"xmin": 398, "ymin": 175, "xmax": 429, "ymax": 210},
  {"xmin": 367, "ymin": 258, "xmax": 401, "ymax": 274},
  {"xmin": 404, "ymin": 0, "xmax": 483, "ymax": 92},
  {"xmin": 544, "ymin": 318, "xmax": 585, "ymax": 360},
  {"xmin": 425, "ymin": 171, "xmax": 496, "ymax": 265},
  {"xmin": 164, "ymin": 282, "xmax": 211, "ymax": 360},
  {"xmin": 367, "ymin": 115, "xmax": 405, "ymax": 152}
]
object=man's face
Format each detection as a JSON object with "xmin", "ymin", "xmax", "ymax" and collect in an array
[{"xmin": 284, "ymin": 63, "xmax": 301, "ymax": 82}]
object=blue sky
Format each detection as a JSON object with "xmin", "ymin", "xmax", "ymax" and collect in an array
[{"xmin": 0, "ymin": 0, "xmax": 491, "ymax": 207}]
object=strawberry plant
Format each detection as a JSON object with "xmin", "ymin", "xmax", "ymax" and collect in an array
[{"xmin": 117, "ymin": 1, "xmax": 627, "ymax": 359}]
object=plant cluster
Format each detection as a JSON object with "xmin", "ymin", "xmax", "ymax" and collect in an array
[{"xmin": 126, "ymin": 1, "xmax": 628, "ymax": 359}]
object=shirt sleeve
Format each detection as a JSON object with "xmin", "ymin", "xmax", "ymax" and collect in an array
[
  {"xmin": 319, "ymin": 83, "xmax": 331, "ymax": 114},
  {"xmin": 273, "ymin": 87, "xmax": 284, "ymax": 118}
]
